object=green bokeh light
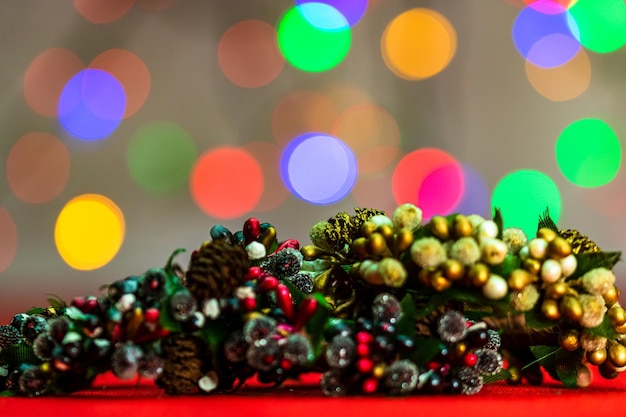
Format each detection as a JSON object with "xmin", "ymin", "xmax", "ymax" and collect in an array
[
  {"xmin": 491, "ymin": 170, "xmax": 561, "ymax": 238},
  {"xmin": 568, "ymin": 0, "xmax": 626, "ymax": 53},
  {"xmin": 277, "ymin": 6, "xmax": 351, "ymax": 72},
  {"xmin": 127, "ymin": 122, "xmax": 197, "ymax": 193},
  {"xmin": 556, "ymin": 118, "xmax": 621, "ymax": 188}
]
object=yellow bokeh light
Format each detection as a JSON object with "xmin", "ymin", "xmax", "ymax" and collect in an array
[
  {"xmin": 55, "ymin": 194, "xmax": 125, "ymax": 270},
  {"xmin": 381, "ymin": 8, "xmax": 457, "ymax": 80}
]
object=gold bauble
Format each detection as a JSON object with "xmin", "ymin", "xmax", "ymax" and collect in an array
[
  {"xmin": 608, "ymin": 306, "xmax": 626, "ymax": 327},
  {"xmin": 545, "ymin": 281, "xmax": 568, "ymax": 300},
  {"xmin": 558, "ymin": 329, "xmax": 580, "ymax": 351},
  {"xmin": 394, "ymin": 229, "xmax": 414, "ymax": 253},
  {"xmin": 430, "ymin": 273, "xmax": 452, "ymax": 292},
  {"xmin": 608, "ymin": 342, "xmax": 626, "ymax": 368},
  {"xmin": 366, "ymin": 232, "xmax": 388, "ymax": 257},
  {"xmin": 547, "ymin": 236, "xmax": 572, "ymax": 259},
  {"xmin": 442, "ymin": 259, "xmax": 464, "ymax": 281},
  {"xmin": 536, "ymin": 227, "xmax": 557, "ymax": 242},
  {"xmin": 430, "ymin": 216, "xmax": 450, "ymax": 240},
  {"xmin": 453, "ymin": 342, "xmax": 467, "ymax": 357},
  {"xmin": 452, "ymin": 214, "xmax": 473, "ymax": 238},
  {"xmin": 522, "ymin": 258, "xmax": 542, "ymax": 276},
  {"xmin": 351, "ymin": 237, "xmax": 369, "ymax": 260},
  {"xmin": 586, "ymin": 348, "xmax": 607, "ymax": 365},
  {"xmin": 604, "ymin": 286, "xmax": 620, "ymax": 307},
  {"xmin": 360, "ymin": 221, "xmax": 377, "ymax": 238},
  {"xmin": 468, "ymin": 263, "xmax": 490, "ymax": 287},
  {"xmin": 507, "ymin": 269, "xmax": 533, "ymax": 291},
  {"xmin": 542, "ymin": 299, "xmax": 561, "ymax": 320},
  {"xmin": 560, "ymin": 296, "xmax": 583, "ymax": 322},
  {"xmin": 301, "ymin": 245, "xmax": 328, "ymax": 261}
]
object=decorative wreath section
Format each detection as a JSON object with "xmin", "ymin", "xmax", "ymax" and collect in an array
[{"xmin": 1, "ymin": 204, "xmax": 624, "ymax": 397}]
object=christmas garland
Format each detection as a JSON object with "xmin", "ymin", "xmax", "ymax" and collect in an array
[{"xmin": 1, "ymin": 204, "xmax": 624, "ymax": 397}]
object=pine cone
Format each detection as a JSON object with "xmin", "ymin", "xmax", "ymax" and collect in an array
[
  {"xmin": 186, "ymin": 241, "xmax": 250, "ymax": 301},
  {"xmin": 155, "ymin": 335, "xmax": 209, "ymax": 395},
  {"xmin": 414, "ymin": 302, "xmax": 463, "ymax": 338},
  {"xmin": 325, "ymin": 208, "xmax": 385, "ymax": 251},
  {"xmin": 559, "ymin": 229, "xmax": 601, "ymax": 254}
]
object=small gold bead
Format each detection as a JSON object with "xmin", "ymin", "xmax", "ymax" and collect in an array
[
  {"xmin": 442, "ymin": 259, "xmax": 464, "ymax": 281},
  {"xmin": 608, "ymin": 305, "xmax": 626, "ymax": 327},
  {"xmin": 542, "ymin": 299, "xmax": 561, "ymax": 320},
  {"xmin": 586, "ymin": 348, "xmax": 607, "ymax": 365},
  {"xmin": 301, "ymin": 245, "xmax": 328, "ymax": 261},
  {"xmin": 616, "ymin": 322, "xmax": 626, "ymax": 334},
  {"xmin": 507, "ymin": 366, "xmax": 522, "ymax": 385},
  {"xmin": 604, "ymin": 286, "xmax": 620, "ymax": 307},
  {"xmin": 394, "ymin": 229, "xmax": 414, "ymax": 253},
  {"xmin": 547, "ymin": 236, "xmax": 572, "ymax": 259},
  {"xmin": 361, "ymin": 221, "xmax": 378, "ymax": 238},
  {"xmin": 560, "ymin": 295, "xmax": 583, "ymax": 322},
  {"xmin": 558, "ymin": 329, "xmax": 580, "ymax": 351},
  {"xmin": 430, "ymin": 216, "xmax": 450, "ymax": 240},
  {"xmin": 373, "ymin": 363, "xmax": 386, "ymax": 379},
  {"xmin": 545, "ymin": 281, "xmax": 568, "ymax": 300},
  {"xmin": 522, "ymin": 258, "xmax": 542, "ymax": 275},
  {"xmin": 366, "ymin": 232, "xmax": 388, "ymax": 257},
  {"xmin": 430, "ymin": 273, "xmax": 452, "ymax": 292},
  {"xmin": 536, "ymin": 228, "xmax": 557, "ymax": 242},
  {"xmin": 507, "ymin": 269, "xmax": 533, "ymax": 291},
  {"xmin": 608, "ymin": 342, "xmax": 626, "ymax": 368},
  {"xmin": 468, "ymin": 263, "xmax": 490, "ymax": 287},
  {"xmin": 40, "ymin": 363, "xmax": 51, "ymax": 373},
  {"xmin": 453, "ymin": 342, "xmax": 467, "ymax": 357},
  {"xmin": 452, "ymin": 214, "xmax": 473, "ymax": 238},
  {"xmin": 351, "ymin": 237, "xmax": 369, "ymax": 260}
]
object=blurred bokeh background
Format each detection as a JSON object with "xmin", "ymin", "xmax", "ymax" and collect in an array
[{"xmin": 2, "ymin": 0, "xmax": 626, "ymax": 323}]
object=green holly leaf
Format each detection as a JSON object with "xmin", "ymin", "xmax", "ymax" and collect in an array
[
  {"xmin": 528, "ymin": 345, "xmax": 560, "ymax": 381},
  {"xmin": 304, "ymin": 293, "xmax": 331, "ymax": 357},
  {"xmin": 537, "ymin": 208, "xmax": 559, "ymax": 233},
  {"xmin": 555, "ymin": 348, "xmax": 584, "ymax": 388},
  {"xmin": 483, "ymin": 368, "xmax": 512, "ymax": 384},
  {"xmin": 524, "ymin": 306, "xmax": 558, "ymax": 330},
  {"xmin": 410, "ymin": 336, "xmax": 442, "ymax": 368},
  {"xmin": 493, "ymin": 207, "xmax": 504, "ymax": 239},
  {"xmin": 158, "ymin": 296, "xmax": 183, "ymax": 333},
  {"xmin": 0, "ymin": 390, "xmax": 16, "ymax": 397},
  {"xmin": 585, "ymin": 315, "xmax": 618, "ymax": 339},
  {"xmin": 568, "ymin": 252, "xmax": 622, "ymax": 280},
  {"xmin": 396, "ymin": 293, "xmax": 417, "ymax": 338}
]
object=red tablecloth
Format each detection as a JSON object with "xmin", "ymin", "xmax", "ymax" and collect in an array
[{"xmin": 2, "ymin": 369, "xmax": 625, "ymax": 417}]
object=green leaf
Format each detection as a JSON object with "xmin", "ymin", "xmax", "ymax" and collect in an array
[
  {"xmin": 45, "ymin": 294, "xmax": 67, "ymax": 310},
  {"xmin": 528, "ymin": 345, "xmax": 560, "ymax": 381},
  {"xmin": 304, "ymin": 293, "xmax": 331, "ymax": 356},
  {"xmin": 0, "ymin": 390, "xmax": 16, "ymax": 397},
  {"xmin": 199, "ymin": 318, "xmax": 234, "ymax": 359},
  {"xmin": 410, "ymin": 337, "xmax": 442, "ymax": 368},
  {"xmin": 483, "ymin": 368, "xmax": 512, "ymax": 384},
  {"xmin": 158, "ymin": 296, "xmax": 183, "ymax": 333},
  {"xmin": 24, "ymin": 307, "xmax": 44, "ymax": 315},
  {"xmin": 0, "ymin": 343, "xmax": 41, "ymax": 367},
  {"xmin": 493, "ymin": 207, "xmax": 504, "ymax": 240},
  {"xmin": 396, "ymin": 293, "xmax": 417, "ymax": 338},
  {"xmin": 585, "ymin": 316, "xmax": 618, "ymax": 339},
  {"xmin": 282, "ymin": 279, "xmax": 306, "ymax": 305},
  {"xmin": 524, "ymin": 307, "xmax": 558, "ymax": 330},
  {"xmin": 555, "ymin": 348, "xmax": 584, "ymax": 388},
  {"xmin": 537, "ymin": 208, "xmax": 559, "ymax": 233},
  {"xmin": 490, "ymin": 253, "xmax": 521, "ymax": 278},
  {"xmin": 568, "ymin": 252, "xmax": 622, "ymax": 280},
  {"xmin": 165, "ymin": 248, "xmax": 186, "ymax": 274}
]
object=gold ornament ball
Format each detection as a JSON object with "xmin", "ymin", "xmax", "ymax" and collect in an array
[
  {"xmin": 351, "ymin": 237, "xmax": 369, "ymax": 260},
  {"xmin": 442, "ymin": 259, "xmax": 464, "ymax": 281},
  {"xmin": 507, "ymin": 269, "xmax": 533, "ymax": 291},
  {"xmin": 608, "ymin": 342, "xmax": 626, "ymax": 368},
  {"xmin": 545, "ymin": 281, "xmax": 568, "ymax": 300},
  {"xmin": 366, "ymin": 232, "xmax": 388, "ymax": 257},
  {"xmin": 468, "ymin": 263, "xmax": 490, "ymax": 287},
  {"xmin": 558, "ymin": 329, "xmax": 580, "ymax": 351},
  {"xmin": 560, "ymin": 296, "xmax": 583, "ymax": 322},
  {"xmin": 394, "ymin": 229, "xmax": 414, "ymax": 253},
  {"xmin": 542, "ymin": 299, "xmax": 561, "ymax": 321},
  {"xmin": 587, "ymin": 348, "xmax": 607, "ymax": 366},
  {"xmin": 430, "ymin": 273, "xmax": 452, "ymax": 292},
  {"xmin": 430, "ymin": 216, "xmax": 450, "ymax": 240},
  {"xmin": 603, "ymin": 286, "xmax": 620, "ymax": 307},
  {"xmin": 536, "ymin": 227, "xmax": 557, "ymax": 242},
  {"xmin": 547, "ymin": 236, "xmax": 572, "ymax": 259},
  {"xmin": 522, "ymin": 258, "xmax": 542, "ymax": 276},
  {"xmin": 452, "ymin": 214, "xmax": 473, "ymax": 238},
  {"xmin": 608, "ymin": 305, "xmax": 626, "ymax": 327}
]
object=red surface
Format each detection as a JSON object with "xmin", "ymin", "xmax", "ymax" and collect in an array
[{"xmin": 2, "ymin": 369, "xmax": 626, "ymax": 417}]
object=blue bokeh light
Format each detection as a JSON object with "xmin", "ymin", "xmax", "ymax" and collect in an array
[
  {"xmin": 280, "ymin": 132, "xmax": 358, "ymax": 205},
  {"xmin": 58, "ymin": 69, "xmax": 126, "ymax": 141},
  {"xmin": 294, "ymin": 1, "xmax": 355, "ymax": 30},
  {"xmin": 512, "ymin": 4, "xmax": 580, "ymax": 68}
]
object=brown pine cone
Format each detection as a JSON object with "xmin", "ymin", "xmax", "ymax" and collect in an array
[
  {"xmin": 414, "ymin": 302, "xmax": 463, "ymax": 338},
  {"xmin": 186, "ymin": 241, "xmax": 250, "ymax": 301},
  {"xmin": 155, "ymin": 335, "xmax": 209, "ymax": 395},
  {"xmin": 559, "ymin": 229, "xmax": 601, "ymax": 254},
  {"xmin": 325, "ymin": 208, "xmax": 385, "ymax": 251}
]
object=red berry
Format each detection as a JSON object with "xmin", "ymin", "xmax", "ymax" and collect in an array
[
  {"xmin": 257, "ymin": 276, "xmax": 279, "ymax": 292},
  {"xmin": 426, "ymin": 360, "xmax": 441, "ymax": 371},
  {"xmin": 294, "ymin": 297, "xmax": 318, "ymax": 330},
  {"xmin": 357, "ymin": 358, "xmax": 374, "ymax": 374},
  {"xmin": 275, "ymin": 239, "xmax": 300, "ymax": 252},
  {"xmin": 362, "ymin": 377, "xmax": 378, "ymax": 394},
  {"xmin": 240, "ymin": 297, "xmax": 257, "ymax": 312},
  {"xmin": 144, "ymin": 308, "xmax": 159, "ymax": 323},
  {"xmin": 463, "ymin": 352, "xmax": 478, "ymax": 367},
  {"xmin": 356, "ymin": 331, "xmax": 373, "ymax": 344},
  {"xmin": 243, "ymin": 218, "xmax": 261, "ymax": 244},
  {"xmin": 356, "ymin": 342, "xmax": 370, "ymax": 357},
  {"xmin": 247, "ymin": 266, "xmax": 262, "ymax": 280}
]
